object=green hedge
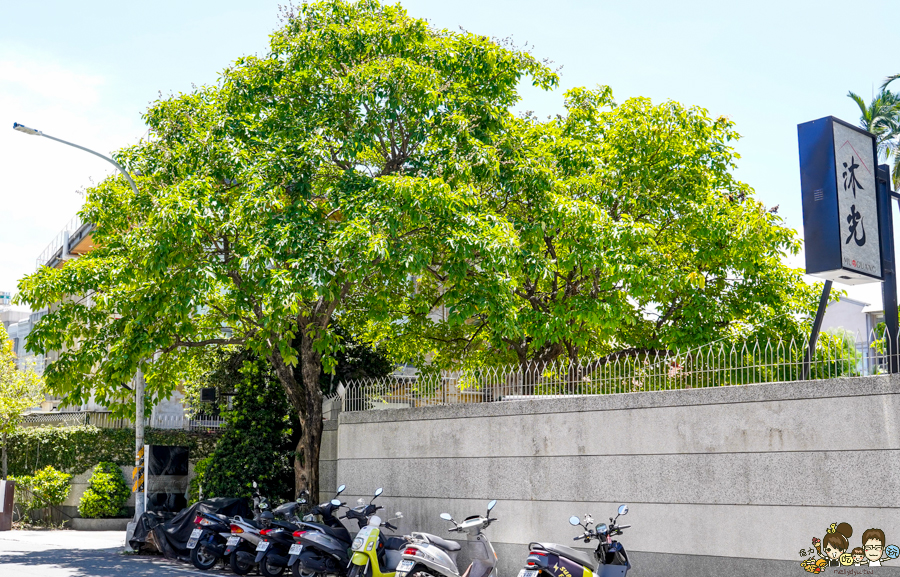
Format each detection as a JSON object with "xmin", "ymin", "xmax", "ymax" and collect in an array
[{"xmin": 6, "ymin": 425, "xmax": 219, "ymax": 477}]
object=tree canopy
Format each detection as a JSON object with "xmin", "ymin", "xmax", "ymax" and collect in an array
[
  {"xmin": 17, "ymin": 0, "xmax": 556, "ymax": 497},
  {"xmin": 17, "ymin": 0, "xmax": 822, "ymax": 497},
  {"xmin": 0, "ymin": 323, "xmax": 45, "ymax": 478},
  {"xmin": 380, "ymin": 87, "xmax": 820, "ymax": 369}
]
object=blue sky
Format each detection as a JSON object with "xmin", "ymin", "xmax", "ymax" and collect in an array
[{"xmin": 2, "ymin": 0, "xmax": 899, "ymax": 307}]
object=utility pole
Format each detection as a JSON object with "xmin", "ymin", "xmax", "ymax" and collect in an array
[{"xmin": 11, "ymin": 122, "xmax": 148, "ymax": 531}]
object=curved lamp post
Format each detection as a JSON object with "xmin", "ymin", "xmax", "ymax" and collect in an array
[{"xmin": 12, "ymin": 122, "xmax": 146, "ymax": 523}]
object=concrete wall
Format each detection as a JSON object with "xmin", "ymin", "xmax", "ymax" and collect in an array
[
  {"xmin": 56, "ymin": 465, "xmax": 135, "ymax": 519},
  {"xmin": 325, "ymin": 376, "xmax": 900, "ymax": 577}
]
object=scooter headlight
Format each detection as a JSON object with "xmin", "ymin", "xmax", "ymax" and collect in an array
[{"xmin": 352, "ymin": 537, "xmax": 364, "ymax": 550}]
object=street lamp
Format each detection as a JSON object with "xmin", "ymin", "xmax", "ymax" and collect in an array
[{"xmin": 12, "ymin": 121, "xmax": 147, "ymax": 524}]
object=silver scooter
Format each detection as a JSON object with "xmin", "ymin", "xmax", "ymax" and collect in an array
[{"xmin": 395, "ymin": 500, "xmax": 498, "ymax": 577}]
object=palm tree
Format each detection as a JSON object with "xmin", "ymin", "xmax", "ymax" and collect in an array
[
  {"xmin": 882, "ymin": 74, "xmax": 900, "ymax": 91},
  {"xmin": 853, "ymin": 79, "xmax": 900, "ymax": 189}
]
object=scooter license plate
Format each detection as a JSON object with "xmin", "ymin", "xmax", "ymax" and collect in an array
[
  {"xmin": 289, "ymin": 544, "xmax": 303, "ymax": 555},
  {"xmin": 187, "ymin": 529, "xmax": 203, "ymax": 549},
  {"xmin": 518, "ymin": 571, "xmax": 539, "ymax": 577},
  {"xmin": 256, "ymin": 541, "xmax": 270, "ymax": 552},
  {"xmin": 227, "ymin": 536, "xmax": 240, "ymax": 546},
  {"xmin": 397, "ymin": 560, "xmax": 415, "ymax": 572}
]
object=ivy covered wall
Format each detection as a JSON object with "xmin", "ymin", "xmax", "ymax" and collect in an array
[{"xmin": 6, "ymin": 425, "xmax": 218, "ymax": 477}]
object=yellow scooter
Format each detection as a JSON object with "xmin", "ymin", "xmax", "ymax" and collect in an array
[{"xmin": 347, "ymin": 488, "xmax": 408, "ymax": 577}]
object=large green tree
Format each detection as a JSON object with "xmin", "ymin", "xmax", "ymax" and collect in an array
[
  {"xmin": 0, "ymin": 324, "xmax": 45, "ymax": 479},
  {"xmin": 383, "ymin": 87, "xmax": 820, "ymax": 369},
  {"xmin": 17, "ymin": 0, "xmax": 554, "ymax": 498}
]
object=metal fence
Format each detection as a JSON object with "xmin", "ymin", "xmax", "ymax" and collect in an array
[
  {"xmin": 341, "ymin": 331, "xmax": 889, "ymax": 412},
  {"xmin": 20, "ymin": 410, "xmax": 227, "ymax": 430}
]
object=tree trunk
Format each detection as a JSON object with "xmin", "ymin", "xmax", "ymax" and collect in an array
[
  {"xmin": 1, "ymin": 432, "xmax": 7, "ymax": 479},
  {"xmin": 269, "ymin": 329, "xmax": 325, "ymax": 501},
  {"xmin": 296, "ymin": 329, "xmax": 323, "ymax": 501}
]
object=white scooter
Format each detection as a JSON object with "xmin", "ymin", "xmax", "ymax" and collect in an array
[{"xmin": 395, "ymin": 500, "xmax": 498, "ymax": 577}]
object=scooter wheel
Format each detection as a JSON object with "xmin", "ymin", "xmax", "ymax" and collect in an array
[
  {"xmin": 190, "ymin": 545, "xmax": 219, "ymax": 570},
  {"xmin": 348, "ymin": 565, "xmax": 370, "ymax": 577},
  {"xmin": 260, "ymin": 557, "xmax": 287, "ymax": 577},
  {"xmin": 229, "ymin": 549, "xmax": 255, "ymax": 576},
  {"xmin": 291, "ymin": 562, "xmax": 322, "ymax": 577}
]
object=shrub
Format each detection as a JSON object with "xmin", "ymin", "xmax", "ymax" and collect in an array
[
  {"xmin": 11, "ymin": 465, "xmax": 71, "ymax": 521},
  {"xmin": 197, "ymin": 352, "xmax": 299, "ymax": 502},
  {"xmin": 78, "ymin": 462, "xmax": 130, "ymax": 518},
  {"xmin": 188, "ymin": 456, "xmax": 211, "ymax": 504}
]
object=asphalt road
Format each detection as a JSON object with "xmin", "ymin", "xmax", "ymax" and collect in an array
[{"xmin": 0, "ymin": 530, "xmax": 221, "ymax": 576}]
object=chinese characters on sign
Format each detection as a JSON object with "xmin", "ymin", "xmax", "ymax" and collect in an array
[
  {"xmin": 846, "ymin": 204, "xmax": 865, "ymax": 246},
  {"xmin": 833, "ymin": 121, "xmax": 880, "ymax": 279},
  {"xmin": 842, "ymin": 156, "xmax": 863, "ymax": 197}
]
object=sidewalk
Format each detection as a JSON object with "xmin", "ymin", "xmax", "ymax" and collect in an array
[{"xmin": 0, "ymin": 530, "xmax": 203, "ymax": 576}]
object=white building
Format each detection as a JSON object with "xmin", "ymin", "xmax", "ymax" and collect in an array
[{"xmin": 820, "ymin": 295, "xmax": 884, "ymax": 342}]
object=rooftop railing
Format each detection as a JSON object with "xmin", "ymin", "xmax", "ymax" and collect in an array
[{"xmin": 35, "ymin": 214, "xmax": 92, "ymax": 269}]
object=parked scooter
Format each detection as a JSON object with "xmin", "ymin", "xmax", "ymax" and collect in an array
[
  {"xmin": 186, "ymin": 510, "xmax": 233, "ymax": 570},
  {"xmin": 287, "ymin": 484, "xmax": 354, "ymax": 577},
  {"xmin": 254, "ymin": 493, "xmax": 313, "ymax": 577},
  {"xmin": 396, "ymin": 500, "xmax": 498, "ymax": 577},
  {"xmin": 346, "ymin": 489, "xmax": 409, "ymax": 577},
  {"xmin": 519, "ymin": 505, "xmax": 632, "ymax": 577},
  {"xmin": 225, "ymin": 481, "xmax": 274, "ymax": 575}
]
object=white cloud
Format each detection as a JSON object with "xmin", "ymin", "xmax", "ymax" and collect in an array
[
  {"xmin": 0, "ymin": 59, "xmax": 104, "ymax": 107},
  {"xmin": 0, "ymin": 49, "xmax": 146, "ymax": 301}
]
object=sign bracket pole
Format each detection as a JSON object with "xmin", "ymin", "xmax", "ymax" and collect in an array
[
  {"xmin": 877, "ymin": 164, "xmax": 899, "ymax": 373},
  {"xmin": 802, "ymin": 280, "xmax": 832, "ymax": 380}
]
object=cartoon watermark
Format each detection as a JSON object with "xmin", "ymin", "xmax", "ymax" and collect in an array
[{"xmin": 799, "ymin": 523, "xmax": 899, "ymax": 573}]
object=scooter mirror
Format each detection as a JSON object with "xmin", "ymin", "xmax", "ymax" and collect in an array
[
  {"xmin": 487, "ymin": 500, "xmax": 497, "ymax": 512},
  {"xmin": 618, "ymin": 504, "xmax": 629, "ymax": 516},
  {"xmin": 569, "ymin": 516, "xmax": 581, "ymax": 526},
  {"xmin": 374, "ymin": 488, "xmax": 383, "ymax": 497},
  {"xmin": 337, "ymin": 484, "xmax": 346, "ymax": 495},
  {"xmin": 440, "ymin": 513, "xmax": 453, "ymax": 521},
  {"xmin": 331, "ymin": 499, "xmax": 342, "ymax": 507},
  {"xmin": 252, "ymin": 481, "xmax": 258, "ymax": 488}
]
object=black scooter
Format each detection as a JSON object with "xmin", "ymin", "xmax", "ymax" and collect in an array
[
  {"xmin": 290, "ymin": 484, "xmax": 385, "ymax": 577},
  {"xmin": 187, "ymin": 511, "xmax": 232, "ymax": 570},
  {"xmin": 255, "ymin": 493, "xmax": 310, "ymax": 577}
]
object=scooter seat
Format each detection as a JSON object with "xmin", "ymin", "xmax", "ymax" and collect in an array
[
  {"xmin": 384, "ymin": 536, "xmax": 410, "ymax": 551},
  {"xmin": 299, "ymin": 521, "xmax": 352, "ymax": 544},
  {"xmin": 416, "ymin": 532, "xmax": 461, "ymax": 552},
  {"xmin": 535, "ymin": 543, "xmax": 596, "ymax": 570}
]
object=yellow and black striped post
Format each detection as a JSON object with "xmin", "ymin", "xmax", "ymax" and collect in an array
[{"xmin": 132, "ymin": 446, "xmax": 145, "ymax": 493}]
